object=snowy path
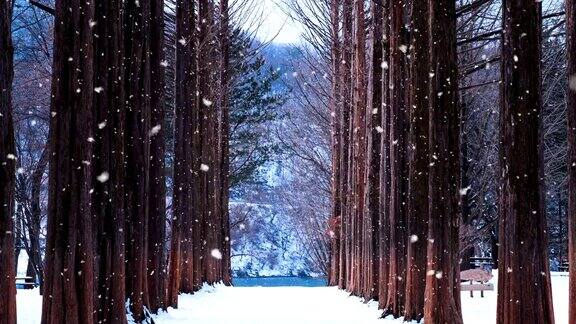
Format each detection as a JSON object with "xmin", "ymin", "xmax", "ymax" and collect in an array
[
  {"xmin": 16, "ymin": 273, "xmax": 570, "ymax": 323},
  {"xmin": 153, "ymin": 285, "xmax": 384, "ymax": 324}
]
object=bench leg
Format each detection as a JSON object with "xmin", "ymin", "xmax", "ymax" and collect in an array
[
  {"xmin": 470, "ymin": 280, "xmax": 473, "ymax": 298},
  {"xmin": 481, "ymin": 290, "xmax": 484, "ymax": 298}
]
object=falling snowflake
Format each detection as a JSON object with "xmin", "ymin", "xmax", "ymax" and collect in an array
[
  {"xmin": 202, "ymin": 98, "xmax": 213, "ymax": 107},
  {"xmin": 97, "ymin": 172, "xmax": 110, "ymax": 183},
  {"xmin": 149, "ymin": 125, "xmax": 162, "ymax": 136},
  {"xmin": 94, "ymin": 87, "xmax": 104, "ymax": 93},
  {"xmin": 98, "ymin": 121, "xmax": 107, "ymax": 129},
  {"xmin": 398, "ymin": 45, "xmax": 408, "ymax": 53},
  {"xmin": 211, "ymin": 249, "xmax": 222, "ymax": 260},
  {"xmin": 381, "ymin": 61, "xmax": 389, "ymax": 70},
  {"xmin": 375, "ymin": 126, "xmax": 384, "ymax": 133},
  {"xmin": 435, "ymin": 271, "xmax": 443, "ymax": 279},
  {"xmin": 200, "ymin": 164, "xmax": 210, "ymax": 172},
  {"xmin": 409, "ymin": 235, "xmax": 418, "ymax": 243},
  {"xmin": 160, "ymin": 60, "xmax": 169, "ymax": 67},
  {"xmin": 6, "ymin": 154, "xmax": 16, "ymax": 160},
  {"xmin": 459, "ymin": 186, "xmax": 471, "ymax": 196}
]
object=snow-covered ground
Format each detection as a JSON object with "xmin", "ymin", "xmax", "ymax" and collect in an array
[{"xmin": 16, "ymin": 272, "xmax": 570, "ymax": 323}]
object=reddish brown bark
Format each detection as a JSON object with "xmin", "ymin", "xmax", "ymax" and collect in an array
[
  {"xmin": 329, "ymin": 0, "xmax": 342, "ymax": 288},
  {"xmin": 193, "ymin": 0, "xmax": 211, "ymax": 289},
  {"xmin": 351, "ymin": 0, "xmax": 367, "ymax": 296},
  {"xmin": 496, "ymin": 0, "xmax": 555, "ymax": 323},
  {"xmin": 92, "ymin": 0, "xmax": 127, "ymax": 321},
  {"xmin": 124, "ymin": 0, "xmax": 152, "ymax": 318},
  {"xmin": 147, "ymin": 0, "xmax": 168, "ymax": 312},
  {"xmin": 41, "ymin": 0, "xmax": 96, "ymax": 321},
  {"xmin": 170, "ymin": 0, "xmax": 197, "ymax": 301},
  {"xmin": 423, "ymin": 0, "xmax": 462, "ymax": 322},
  {"xmin": 362, "ymin": 0, "xmax": 383, "ymax": 301},
  {"xmin": 218, "ymin": 0, "xmax": 232, "ymax": 286},
  {"xmin": 384, "ymin": 0, "xmax": 409, "ymax": 317},
  {"xmin": 203, "ymin": 0, "xmax": 219, "ymax": 285},
  {"xmin": 338, "ymin": 0, "xmax": 353, "ymax": 290},
  {"xmin": 0, "ymin": 1, "xmax": 17, "ymax": 322},
  {"xmin": 378, "ymin": 0, "xmax": 391, "ymax": 309},
  {"xmin": 568, "ymin": 0, "xmax": 576, "ymax": 322},
  {"xmin": 404, "ymin": 0, "xmax": 429, "ymax": 320}
]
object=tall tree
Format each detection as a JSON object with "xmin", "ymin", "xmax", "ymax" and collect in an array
[
  {"xmin": 338, "ymin": 0, "xmax": 353, "ymax": 290},
  {"xmin": 404, "ymin": 0, "xmax": 429, "ymax": 320},
  {"xmin": 423, "ymin": 0, "xmax": 462, "ymax": 322},
  {"xmin": 41, "ymin": 0, "xmax": 96, "ymax": 321},
  {"xmin": 496, "ymin": 0, "xmax": 555, "ymax": 323},
  {"xmin": 350, "ymin": 0, "xmax": 367, "ymax": 295},
  {"xmin": 567, "ymin": 0, "xmax": 576, "ymax": 322},
  {"xmin": 92, "ymin": 0, "xmax": 127, "ymax": 321},
  {"xmin": 170, "ymin": 0, "xmax": 197, "ymax": 303},
  {"xmin": 328, "ymin": 0, "xmax": 342, "ymax": 288},
  {"xmin": 362, "ymin": 0, "xmax": 383, "ymax": 301},
  {"xmin": 194, "ymin": 0, "xmax": 211, "ymax": 289},
  {"xmin": 218, "ymin": 0, "xmax": 232, "ymax": 286},
  {"xmin": 378, "ymin": 0, "xmax": 391, "ymax": 310},
  {"xmin": 0, "ymin": 0, "xmax": 17, "ymax": 322},
  {"xmin": 384, "ymin": 0, "xmax": 409, "ymax": 316},
  {"xmin": 148, "ymin": 0, "xmax": 168, "ymax": 312},
  {"xmin": 124, "ymin": 0, "xmax": 152, "ymax": 318}
]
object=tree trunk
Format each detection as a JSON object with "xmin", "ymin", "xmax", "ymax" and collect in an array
[
  {"xmin": 404, "ymin": 0, "xmax": 429, "ymax": 321},
  {"xmin": 29, "ymin": 148, "xmax": 48, "ymax": 293},
  {"xmin": 92, "ymin": 0, "xmax": 127, "ymax": 321},
  {"xmin": 41, "ymin": 0, "xmax": 96, "ymax": 321},
  {"xmin": 496, "ymin": 0, "xmax": 555, "ymax": 323},
  {"xmin": 0, "ymin": 0, "xmax": 17, "ymax": 321},
  {"xmin": 147, "ymin": 0, "xmax": 168, "ymax": 312},
  {"xmin": 384, "ymin": 0, "xmax": 409, "ymax": 317},
  {"xmin": 350, "ymin": 0, "xmax": 367, "ymax": 296},
  {"xmin": 363, "ymin": 0, "xmax": 383, "ymax": 301},
  {"xmin": 328, "ymin": 0, "xmax": 342, "ymax": 288},
  {"xmin": 567, "ymin": 0, "xmax": 576, "ymax": 323},
  {"xmin": 219, "ymin": 0, "xmax": 232, "ymax": 286},
  {"xmin": 124, "ymin": 0, "xmax": 152, "ymax": 319},
  {"xmin": 378, "ymin": 0, "xmax": 391, "ymax": 309},
  {"xmin": 170, "ymin": 0, "xmax": 197, "ymax": 302},
  {"xmin": 423, "ymin": 0, "xmax": 462, "ymax": 322},
  {"xmin": 338, "ymin": 0, "xmax": 353, "ymax": 290}
]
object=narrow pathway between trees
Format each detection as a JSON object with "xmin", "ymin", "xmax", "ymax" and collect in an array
[{"xmin": 152, "ymin": 286, "xmax": 383, "ymax": 324}]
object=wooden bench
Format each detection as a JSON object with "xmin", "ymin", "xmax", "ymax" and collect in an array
[
  {"xmin": 461, "ymin": 282, "xmax": 494, "ymax": 297},
  {"xmin": 460, "ymin": 269, "xmax": 493, "ymax": 298}
]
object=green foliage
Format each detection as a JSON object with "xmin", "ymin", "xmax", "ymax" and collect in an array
[{"xmin": 229, "ymin": 28, "xmax": 287, "ymax": 189}]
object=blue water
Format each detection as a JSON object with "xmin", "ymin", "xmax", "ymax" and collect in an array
[{"xmin": 233, "ymin": 276, "xmax": 327, "ymax": 287}]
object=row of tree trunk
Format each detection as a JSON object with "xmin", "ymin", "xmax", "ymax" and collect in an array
[
  {"xmin": 328, "ymin": 0, "xmax": 573, "ymax": 323},
  {"xmin": 0, "ymin": 0, "xmax": 17, "ymax": 323},
  {"xmin": 0, "ymin": 0, "xmax": 232, "ymax": 323}
]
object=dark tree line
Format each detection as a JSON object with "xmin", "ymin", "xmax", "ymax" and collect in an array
[
  {"xmin": 1, "ymin": 0, "xmax": 233, "ymax": 322},
  {"xmin": 327, "ymin": 0, "xmax": 576, "ymax": 322},
  {"xmin": 0, "ymin": 0, "xmax": 17, "ymax": 323}
]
